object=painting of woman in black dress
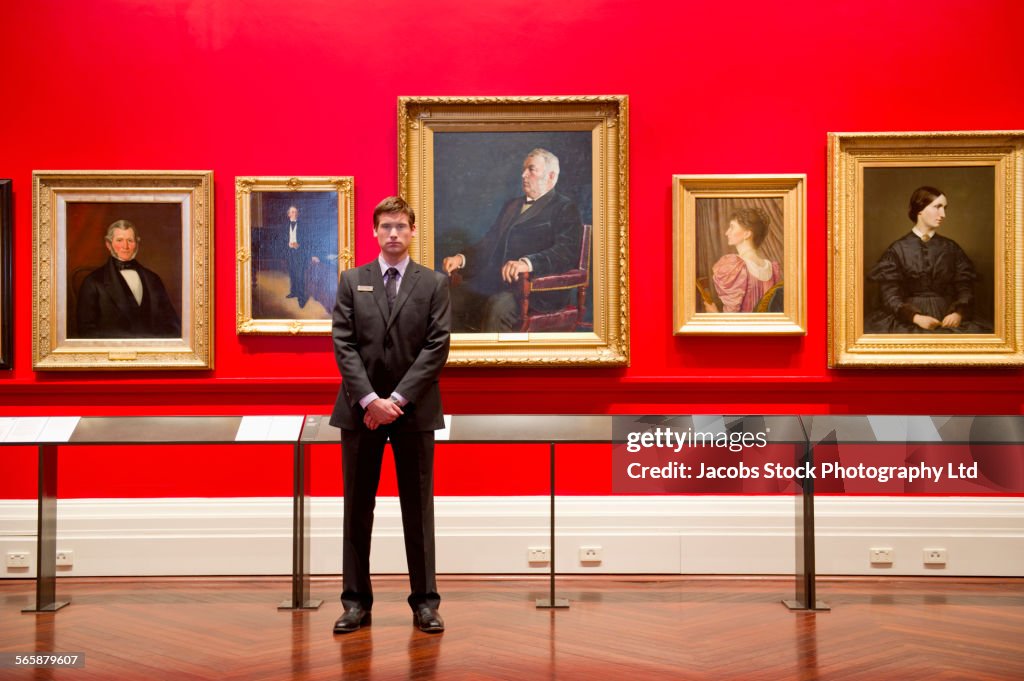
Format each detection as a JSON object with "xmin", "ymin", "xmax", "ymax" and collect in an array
[{"xmin": 865, "ymin": 185, "xmax": 992, "ymax": 334}]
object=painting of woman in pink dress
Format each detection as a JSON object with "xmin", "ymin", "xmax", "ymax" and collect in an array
[{"xmin": 698, "ymin": 205, "xmax": 783, "ymax": 313}]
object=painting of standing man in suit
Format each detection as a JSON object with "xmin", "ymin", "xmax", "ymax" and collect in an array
[{"xmin": 235, "ymin": 177, "xmax": 354, "ymax": 335}]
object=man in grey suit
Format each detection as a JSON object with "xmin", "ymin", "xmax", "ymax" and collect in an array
[
  {"xmin": 330, "ymin": 196, "xmax": 451, "ymax": 634},
  {"xmin": 442, "ymin": 148, "xmax": 584, "ymax": 332}
]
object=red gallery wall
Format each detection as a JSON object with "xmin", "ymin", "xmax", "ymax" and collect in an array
[{"xmin": 1, "ymin": 0, "xmax": 1022, "ymax": 500}]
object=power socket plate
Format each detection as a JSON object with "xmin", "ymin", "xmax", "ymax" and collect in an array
[{"xmin": 6, "ymin": 551, "xmax": 30, "ymax": 568}]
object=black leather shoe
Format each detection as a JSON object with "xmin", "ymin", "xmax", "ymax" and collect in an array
[
  {"xmin": 286, "ymin": 293, "xmax": 297, "ymax": 299},
  {"xmin": 413, "ymin": 605, "xmax": 444, "ymax": 633},
  {"xmin": 333, "ymin": 605, "xmax": 370, "ymax": 634}
]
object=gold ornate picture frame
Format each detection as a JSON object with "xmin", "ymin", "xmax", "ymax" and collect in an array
[
  {"xmin": 399, "ymin": 96, "xmax": 629, "ymax": 367},
  {"xmin": 32, "ymin": 170, "xmax": 214, "ymax": 370},
  {"xmin": 235, "ymin": 176, "xmax": 354, "ymax": 335},
  {"xmin": 672, "ymin": 175, "xmax": 806, "ymax": 335},
  {"xmin": 828, "ymin": 131, "xmax": 1024, "ymax": 367}
]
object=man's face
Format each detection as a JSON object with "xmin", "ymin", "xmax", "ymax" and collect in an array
[
  {"xmin": 373, "ymin": 211, "xmax": 415, "ymax": 260},
  {"xmin": 106, "ymin": 227, "xmax": 139, "ymax": 262},
  {"xmin": 521, "ymin": 154, "xmax": 554, "ymax": 200},
  {"xmin": 287, "ymin": 206, "xmax": 299, "ymax": 222}
]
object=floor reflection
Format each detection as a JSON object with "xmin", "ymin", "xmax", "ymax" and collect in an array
[{"xmin": 407, "ymin": 629, "xmax": 441, "ymax": 679}]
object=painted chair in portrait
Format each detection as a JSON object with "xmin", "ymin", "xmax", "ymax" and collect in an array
[
  {"xmin": 68, "ymin": 263, "xmax": 103, "ymax": 338},
  {"xmin": 515, "ymin": 223, "xmax": 592, "ymax": 332},
  {"xmin": 754, "ymin": 281, "xmax": 785, "ymax": 313},
  {"xmin": 305, "ymin": 259, "xmax": 337, "ymax": 312},
  {"xmin": 696, "ymin": 276, "xmax": 785, "ymax": 314}
]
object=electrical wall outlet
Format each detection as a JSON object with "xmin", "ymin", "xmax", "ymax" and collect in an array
[
  {"xmin": 869, "ymin": 548, "xmax": 894, "ymax": 564},
  {"xmin": 527, "ymin": 547, "xmax": 550, "ymax": 564},
  {"xmin": 923, "ymin": 548, "xmax": 947, "ymax": 566},
  {"xmin": 56, "ymin": 550, "xmax": 74, "ymax": 567},
  {"xmin": 6, "ymin": 551, "xmax": 30, "ymax": 568},
  {"xmin": 579, "ymin": 546, "xmax": 603, "ymax": 563}
]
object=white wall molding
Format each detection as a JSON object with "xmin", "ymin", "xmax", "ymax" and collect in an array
[{"xmin": 2, "ymin": 496, "xmax": 1021, "ymax": 578}]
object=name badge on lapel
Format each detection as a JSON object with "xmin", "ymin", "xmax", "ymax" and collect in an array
[{"xmin": 357, "ymin": 285, "xmax": 374, "ymax": 292}]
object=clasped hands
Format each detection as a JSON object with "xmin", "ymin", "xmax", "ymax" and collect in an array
[
  {"xmin": 363, "ymin": 398, "xmax": 403, "ymax": 430},
  {"xmin": 913, "ymin": 311, "xmax": 962, "ymax": 330}
]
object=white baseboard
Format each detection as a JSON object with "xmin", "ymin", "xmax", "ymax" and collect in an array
[{"xmin": 1, "ymin": 496, "xmax": 1021, "ymax": 578}]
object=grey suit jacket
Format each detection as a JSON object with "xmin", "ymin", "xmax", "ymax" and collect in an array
[{"xmin": 330, "ymin": 259, "xmax": 451, "ymax": 432}]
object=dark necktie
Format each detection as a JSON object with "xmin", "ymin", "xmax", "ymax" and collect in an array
[
  {"xmin": 114, "ymin": 259, "xmax": 138, "ymax": 271},
  {"xmin": 385, "ymin": 267, "xmax": 399, "ymax": 311}
]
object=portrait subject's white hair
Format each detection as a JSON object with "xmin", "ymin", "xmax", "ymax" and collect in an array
[
  {"xmin": 105, "ymin": 219, "xmax": 139, "ymax": 242},
  {"xmin": 527, "ymin": 148, "xmax": 560, "ymax": 183}
]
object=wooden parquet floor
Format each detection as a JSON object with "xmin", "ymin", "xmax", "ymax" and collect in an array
[{"xmin": 1, "ymin": 575, "xmax": 1022, "ymax": 680}]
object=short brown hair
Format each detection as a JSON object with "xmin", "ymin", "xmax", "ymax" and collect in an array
[{"xmin": 373, "ymin": 196, "xmax": 415, "ymax": 228}]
